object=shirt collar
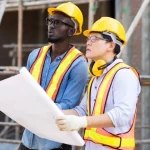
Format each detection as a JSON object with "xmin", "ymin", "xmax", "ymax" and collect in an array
[
  {"xmin": 46, "ymin": 45, "xmax": 74, "ymax": 60},
  {"xmin": 102, "ymin": 59, "xmax": 123, "ymax": 75}
]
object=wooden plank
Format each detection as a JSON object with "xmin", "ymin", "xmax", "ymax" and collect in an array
[
  {"xmin": 5, "ymin": 0, "xmax": 110, "ymax": 11},
  {"xmin": 17, "ymin": 0, "xmax": 23, "ymax": 67}
]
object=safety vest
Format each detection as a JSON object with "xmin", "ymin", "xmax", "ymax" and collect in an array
[
  {"xmin": 30, "ymin": 45, "xmax": 84, "ymax": 101},
  {"xmin": 84, "ymin": 62, "xmax": 139, "ymax": 150}
]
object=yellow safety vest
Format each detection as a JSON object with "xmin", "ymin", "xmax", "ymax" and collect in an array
[
  {"xmin": 84, "ymin": 62, "xmax": 139, "ymax": 150},
  {"xmin": 30, "ymin": 45, "xmax": 84, "ymax": 101}
]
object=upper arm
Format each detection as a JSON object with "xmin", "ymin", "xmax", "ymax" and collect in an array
[
  {"xmin": 113, "ymin": 68, "xmax": 140, "ymax": 107},
  {"xmin": 107, "ymin": 68, "xmax": 141, "ymax": 127},
  {"xmin": 74, "ymin": 92, "xmax": 88, "ymax": 116}
]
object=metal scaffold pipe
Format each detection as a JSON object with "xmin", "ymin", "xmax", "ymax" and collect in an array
[
  {"xmin": 119, "ymin": 0, "xmax": 150, "ymax": 57},
  {"xmin": 0, "ymin": 0, "xmax": 7, "ymax": 24},
  {"xmin": 17, "ymin": 0, "xmax": 23, "ymax": 67}
]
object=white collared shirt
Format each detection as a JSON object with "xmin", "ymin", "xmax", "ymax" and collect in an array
[{"xmin": 74, "ymin": 59, "xmax": 141, "ymax": 150}]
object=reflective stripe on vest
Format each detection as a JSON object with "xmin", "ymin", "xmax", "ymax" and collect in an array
[
  {"xmin": 30, "ymin": 45, "xmax": 83, "ymax": 101},
  {"xmin": 84, "ymin": 62, "xmax": 139, "ymax": 150}
]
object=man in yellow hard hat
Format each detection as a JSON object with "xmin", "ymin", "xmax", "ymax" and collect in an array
[
  {"xmin": 18, "ymin": 2, "xmax": 88, "ymax": 150},
  {"xmin": 56, "ymin": 17, "xmax": 141, "ymax": 150}
]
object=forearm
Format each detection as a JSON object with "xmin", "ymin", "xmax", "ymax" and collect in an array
[
  {"xmin": 62, "ymin": 109, "xmax": 79, "ymax": 116},
  {"xmin": 87, "ymin": 113, "xmax": 114, "ymax": 128}
]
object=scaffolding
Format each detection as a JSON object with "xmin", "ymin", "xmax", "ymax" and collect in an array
[{"xmin": 4, "ymin": 0, "xmax": 108, "ymax": 67}]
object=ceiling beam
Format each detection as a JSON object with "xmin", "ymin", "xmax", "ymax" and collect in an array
[{"xmin": 5, "ymin": 0, "xmax": 110, "ymax": 12}]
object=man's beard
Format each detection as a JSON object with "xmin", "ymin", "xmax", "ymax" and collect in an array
[{"xmin": 48, "ymin": 36, "xmax": 66, "ymax": 43}]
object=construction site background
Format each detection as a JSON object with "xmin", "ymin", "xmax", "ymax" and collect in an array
[{"xmin": 0, "ymin": 0, "xmax": 150, "ymax": 150}]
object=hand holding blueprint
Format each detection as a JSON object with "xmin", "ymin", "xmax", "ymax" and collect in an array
[{"xmin": 0, "ymin": 67, "xmax": 84, "ymax": 146}]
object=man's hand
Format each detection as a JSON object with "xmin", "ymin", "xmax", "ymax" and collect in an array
[{"xmin": 56, "ymin": 115, "xmax": 87, "ymax": 131}]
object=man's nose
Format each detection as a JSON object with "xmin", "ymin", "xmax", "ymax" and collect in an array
[
  {"xmin": 86, "ymin": 40, "xmax": 92, "ymax": 46},
  {"xmin": 48, "ymin": 22, "xmax": 55, "ymax": 29},
  {"xmin": 48, "ymin": 25, "xmax": 55, "ymax": 30}
]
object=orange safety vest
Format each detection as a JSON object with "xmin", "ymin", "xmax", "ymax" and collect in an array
[
  {"xmin": 84, "ymin": 62, "xmax": 139, "ymax": 150},
  {"xmin": 30, "ymin": 45, "xmax": 84, "ymax": 101}
]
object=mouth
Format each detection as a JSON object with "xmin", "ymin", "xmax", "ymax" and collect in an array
[
  {"xmin": 48, "ymin": 32, "xmax": 53, "ymax": 35},
  {"xmin": 48, "ymin": 30, "xmax": 54, "ymax": 36},
  {"xmin": 86, "ymin": 48, "xmax": 91, "ymax": 52}
]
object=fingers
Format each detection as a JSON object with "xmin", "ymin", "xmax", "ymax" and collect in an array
[
  {"xmin": 55, "ymin": 116, "xmax": 67, "ymax": 125},
  {"xmin": 57, "ymin": 124, "xmax": 69, "ymax": 131},
  {"xmin": 55, "ymin": 116, "xmax": 68, "ymax": 131},
  {"xmin": 56, "ymin": 115, "xmax": 66, "ymax": 120},
  {"xmin": 55, "ymin": 116, "xmax": 73, "ymax": 131},
  {"xmin": 55, "ymin": 115, "xmax": 77, "ymax": 131},
  {"xmin": 57, "ymin": 124, "xmax": 75, "ymax": 131}
]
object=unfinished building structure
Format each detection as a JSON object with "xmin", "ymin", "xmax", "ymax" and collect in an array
[{"xmin": 0, "ymin": 0, "xmax": 150, "ymax": 150}]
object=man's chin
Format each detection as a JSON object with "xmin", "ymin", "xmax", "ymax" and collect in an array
[
  {"xmin": 48, "ymin": 37, "xmax": 64, "ymax": 43},
  {"xmin": 48, "ymin": 38, "xmax": 57, "ymax": 43}
]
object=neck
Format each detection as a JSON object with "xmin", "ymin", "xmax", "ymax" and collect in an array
[
  {"xmin": 51, "ymin": 39, "xmax": 70, "ymax": 58},
  {"xmin": 94, "ymin": 53, "xmax": 116, "ymax": 63},
  {"xmin": 105, "ymin": 55, "xmax": 116, "ymax": 63}
]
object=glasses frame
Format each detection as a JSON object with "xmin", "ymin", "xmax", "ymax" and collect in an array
[
  {"xmin": 87, "ymin": 36, "xmax": 109, "ymax": 43},
  {"xmin": 46, "ymin": 18, "xmax": 74, "ymax": 28}
]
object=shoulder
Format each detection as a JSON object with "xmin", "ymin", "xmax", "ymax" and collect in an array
[
  {"xmin": 27, "ymin": 48, "xmax": 42, "ymax": 63},
  {"xmin": 26, "ymin": 48, "xmax": 41, "ymax": 70},
  {"xmin": 69, "ymin": 55, "xmax": 88, "ymax": 79},
  {"xmin": 115, "ymin": 68, "xmax": 139, "ymax": 81},
  {"xmin": 113, "ymin": 68, "xmax": 140, "ymax": 89},
  {"xmin": 28, "ymin": 48, "xmax": 41, "ymax": 59},
  {"xmin": 71, "ymin": 55, "xmax": 88, "ymax": 71},
  {"xmin": 74, "ymin": 48, "xmax": 87, "ymax": 64}
]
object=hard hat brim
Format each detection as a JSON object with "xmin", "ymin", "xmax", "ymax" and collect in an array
[
  {"xmin": 83, "ymin": 30, "xmax": 91, "ymax": 37},
  {"xmin": 48, "ymin": 8, "xmax": 57, "ymax": 15},
  {"xmin": 83, "ymin": 29, "xmax": 99, "ymax": 37},
  {"xmin": 84, "ymin": 29, "xmax": 127, "ymax": 45}
]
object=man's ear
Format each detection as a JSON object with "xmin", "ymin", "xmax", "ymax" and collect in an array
[
  {"xmin": 68, "ymin": 28, "xmax": 75, "ymax": 37},
  {"xmin": 107, "ymin": 42, "xmax": 116, "ymax": 52}
]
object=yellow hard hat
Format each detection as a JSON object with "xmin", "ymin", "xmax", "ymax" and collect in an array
[
  {"xmin": 83, "ymin": 17, "xmax": 127, "ymax": 45},
  {"xmin": 48, "ymin": 2, "xmax": 83, "ymax": 35}
]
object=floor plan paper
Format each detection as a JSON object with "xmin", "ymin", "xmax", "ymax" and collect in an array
[{"xmin": 0, "ymin": 67, "xmax": 84, "ymax": 146}]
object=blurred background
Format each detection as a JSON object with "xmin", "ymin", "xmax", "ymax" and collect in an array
[{"xmin": 0, "ymin": 0, "xmax": 150, "ymax": 150}]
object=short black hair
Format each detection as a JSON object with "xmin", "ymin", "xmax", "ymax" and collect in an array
[{"xmin": 101, "ymin": 33, "xmax": 123, "ymax": 55}]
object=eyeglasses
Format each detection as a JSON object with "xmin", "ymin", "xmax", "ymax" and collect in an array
[
  {"xmin": 87, "ymin": 36, "xmax": 109, "ymax": 43},
  {"xmin": 46, "ymin": 18, "xmax": 73, "ymax": 28}
]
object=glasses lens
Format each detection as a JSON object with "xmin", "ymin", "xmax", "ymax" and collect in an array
[
  {"xmin": 54, "ymin": 19, "xmax": 61, "ymax": 26},
  {"xmin": 91, "ymin": 36, "xmax": 97, "ymax": 42},
  {"xmin": 46, "ymin": 18, "xmax": 73, "ymax": 28},
  {"xmin": 47, "ymin": 18, "xmax": 62, "ymax": 27},
  {"xmin": 46, "ymin": 18, "xmax": 52, "ymax": 25},
  {"xmin": 49, "ymin": 18, "xmax": 54, "ymax": 25}
]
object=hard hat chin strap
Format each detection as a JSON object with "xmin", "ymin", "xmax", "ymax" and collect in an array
[
  {"xmin": 103, "ymin": 32, "xmax": 122, "ymax": 47},
  {"xmin": 71, "ymin": 18, "xmax": 78, "ymax": 33}
]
